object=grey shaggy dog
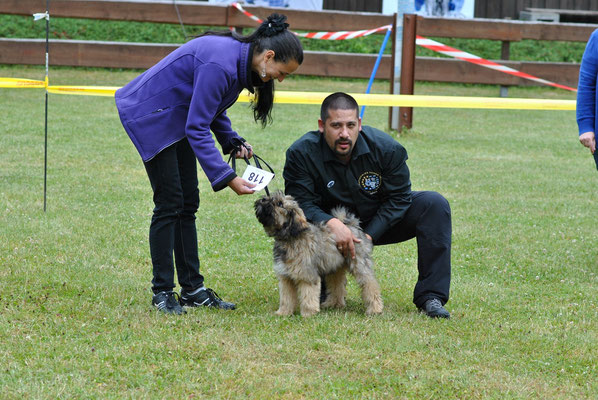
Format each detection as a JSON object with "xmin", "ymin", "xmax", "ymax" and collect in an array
[{"xmin": 254, "ymin": 191, "xmax": 383, "ymax": 317}]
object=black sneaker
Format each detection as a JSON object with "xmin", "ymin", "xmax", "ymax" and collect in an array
[
  {"xmin": 419, "ymin": 298, "xmax": 450, "ymax": 319},
  {"xmin": 180, "ymin": 287, "xmax": 236, "ymax": 310},
  {"xmin": 152, "ymin": 291, "xmax": 186, "ymax": 315}
]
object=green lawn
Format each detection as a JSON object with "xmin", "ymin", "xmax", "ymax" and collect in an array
[{"xmin": 0, "ymin": 65, "xmax": 596, "ymax": 399}]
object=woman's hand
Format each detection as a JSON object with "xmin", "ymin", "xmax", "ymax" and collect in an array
[
  {"xmin": 227, "ymin": 176, "xmax": 256, "ymax": 195},
  {"xmin": 234, "ymin": 141, "xmax": 254, "ymax": 159},
  {"xmin": 579, "ymin": 131, "xmax": 596, "ymax": 154}
]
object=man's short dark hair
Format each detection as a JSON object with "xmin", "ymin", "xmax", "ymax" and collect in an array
[{"xmin": 320, "ymin": 92, "xmax": 360, "ymax": 122}]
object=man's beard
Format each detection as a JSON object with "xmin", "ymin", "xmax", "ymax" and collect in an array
[{"xmin": 334, "ymin": 138, "xmax": 353, "ymax": 156}]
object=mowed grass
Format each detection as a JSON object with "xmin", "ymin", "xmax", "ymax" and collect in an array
[{"xmin": 0, "ymin": 65, "xmax": 596, "ymax": 399}]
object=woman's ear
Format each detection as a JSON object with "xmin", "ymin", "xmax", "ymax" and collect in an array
[{"xmin": 264, "ymin": 49, "xmax": 275, "ymax": 62}]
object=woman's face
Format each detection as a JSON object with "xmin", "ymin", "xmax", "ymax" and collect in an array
[
  {"xmin": 254, "ymin": 50, "xmax": 300, "ymax": 83},
  {"xmin": 261, "ymin": 59, "xmax": 300, "ymax": 83}
]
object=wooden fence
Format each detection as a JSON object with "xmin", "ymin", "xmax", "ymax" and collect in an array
[
  {"xmin": 1, "ymin": 0, "xmax": 597, "ymax": 129},
  {"xmin": 0, "ymin": 1, "xmax": 593, "ymax": 86},
  {"xmin": 475, "ymin": 0, "xmax": 598, "ymax": 21}
]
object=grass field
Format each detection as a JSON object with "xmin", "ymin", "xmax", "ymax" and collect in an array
[{"xmin": 0, "ymin": 65, "xmax": 596, "ymax": 399}]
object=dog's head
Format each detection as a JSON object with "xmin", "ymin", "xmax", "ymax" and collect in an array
[{"xmin": 254, "ymin": 191, "xmax": 309, "ymax": 240}]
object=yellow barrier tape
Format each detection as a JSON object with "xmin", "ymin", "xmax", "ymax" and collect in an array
[
  {"xmin": 1, "ymin": 77, "xmax": 576, "ymax": 110},
  {"xmin": 239, "ymin": 91, "xmax": 576, "ymax": 111},
  {"xmin": 47, "ymin": 85, "xmax": 120, "ymax": 97},
  {"xmin": 0, "ymin": 77, "xmax": 46, "ymax": 88}
]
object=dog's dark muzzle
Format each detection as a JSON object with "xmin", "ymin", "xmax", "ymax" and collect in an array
[{"xmin": 254, "ymin": 197, "xmax": 275, "ymax": 227}]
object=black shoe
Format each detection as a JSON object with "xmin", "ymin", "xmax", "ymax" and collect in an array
[
  {"xmin": 180, "ymin": 287, "xmax": 236, "ymax": 310},
  {"xmin": 152, "ymin": 291, "xmax": 186, "ymax": 315},
  {"xmin": 419, "ymin": 298, "xmax": 450, "ymax": 319}
]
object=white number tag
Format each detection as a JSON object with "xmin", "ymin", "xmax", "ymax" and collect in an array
[{"xmin": 241, "ymin": 165, "xmax": 274, "ymax": 192}]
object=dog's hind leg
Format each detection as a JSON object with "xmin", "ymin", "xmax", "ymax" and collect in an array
[
  {"xmin": 321, "ymin": 267, "xmax": 347, "ymax": 309},
  {"xmin": 297, "ymin": 280, "xmax": 321, "ymax": 317},
  {"xmin": 353, "ymin": 264, "xmax": 383, "ymax": 315},
  {"xmin": 276, "ymin": 275, "xmax": 298, "ymax": 316}
]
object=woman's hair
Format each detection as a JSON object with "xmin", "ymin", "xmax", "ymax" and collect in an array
[{"xmin": 198, "ymin": 14, "xmax": 303, "ymax": 127}]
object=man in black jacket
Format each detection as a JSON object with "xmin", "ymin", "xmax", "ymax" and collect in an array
[{"xmin": 283, "ymin": 92, "xmax": 451, "ymax": 318}]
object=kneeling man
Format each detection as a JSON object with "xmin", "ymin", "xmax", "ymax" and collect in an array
[{"xmin": 283, "ymin": 92, "xmax": 452, "ymax": 318}]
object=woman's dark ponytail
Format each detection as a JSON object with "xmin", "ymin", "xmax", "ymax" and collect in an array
[
  {"xmin": 248, "ymin": 14, "xmax": 303, "ymax": 128},
  {"xmin": 198, "ymin": 13, "xmax": 303, "ymax": 128}
]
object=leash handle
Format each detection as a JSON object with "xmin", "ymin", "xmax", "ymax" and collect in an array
[{"xmin": 227, "ymin": 138, "xmax": 274, "ymax": 196}]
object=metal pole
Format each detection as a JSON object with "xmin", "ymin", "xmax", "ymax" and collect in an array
[
  {"xmin": 361, "ymin": 28, "xmax": 392, "ymax": 120},
  {"xmin": 390, "ymin": 11, "xmax": 402, "ymax": 130},
  {"xmin": 43, "ymin": 0, "xmax": 49, "ymax": 212},
  {"xmin": 499, "ymin": 40, "xmax": 510, "ymax": 98}
]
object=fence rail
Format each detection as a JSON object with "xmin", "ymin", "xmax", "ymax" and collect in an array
[{"xmin": 0, "ymin": 1, "xmax": 595, "ymax": 89}]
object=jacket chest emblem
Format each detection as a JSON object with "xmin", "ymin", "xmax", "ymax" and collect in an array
[{"xmin": 358, "ymin": 172, "xmax": 381, "ymax": 194}]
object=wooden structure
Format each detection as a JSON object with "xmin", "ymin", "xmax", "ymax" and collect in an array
[
  {"xmin": 396, "ymin": 14, "xmax": 595, "ymax": 128},
  {"xmin": 0, "ymin": 1, "xmax": 592, "ymax": 85},
  {"xmin": 323, "ymin": 0, "xmax": 382, "ymax": 13},
  {"xmin": 475, "ymin": 0, "xmax": 598, "ymax": 21},
  {"xmin": 0, "ymin": 0, "xmax": 392, "ymax": 79},
  {"xmin": 1, "ymin": 0, "xmax": 597, "ymax": 130}
]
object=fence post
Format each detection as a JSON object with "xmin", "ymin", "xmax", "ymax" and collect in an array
[
  {"xmin": 499, "ymin": 40, "xmax": 510, "ymax": 97},
  {"xmin": 399, "ymin": 13, "xmax": 416, "ymax": 131}
]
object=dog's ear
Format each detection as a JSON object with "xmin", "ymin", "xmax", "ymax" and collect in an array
[{"xmin": 277, "ymin": 209, "xmax": 308, "ymax": 240}]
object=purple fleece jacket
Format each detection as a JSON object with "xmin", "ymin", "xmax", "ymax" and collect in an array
[{"xmin": 115, "ymin": 35, "xmax": 255, "ymax": 191}]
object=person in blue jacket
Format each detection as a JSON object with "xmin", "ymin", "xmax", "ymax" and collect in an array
[
  {"xmin": 115, "ymin": 14, "xmax": 303, "ymax": 314},
  {"xmin": 577, "ymin": 28, "xmax": 598, "ymax": 170}
]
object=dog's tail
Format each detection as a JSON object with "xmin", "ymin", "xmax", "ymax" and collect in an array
[{"xmin": 331, "ymin": 207, "xmax": 361, "ymax": 228}]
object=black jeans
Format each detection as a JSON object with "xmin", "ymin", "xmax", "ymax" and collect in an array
[
  {"xmin": 375, "ymin": 191, "xmax": 452, "ymax": 308},
  {"xmin": 143, "ymin": 138, "xmax": 204, "ymax": 294}
]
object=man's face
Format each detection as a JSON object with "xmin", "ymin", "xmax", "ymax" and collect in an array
[{"xmin": 319, "ymin": 108, "xmax": 361, "ymax": 163}]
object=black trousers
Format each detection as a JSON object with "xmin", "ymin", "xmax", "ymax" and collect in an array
[
  {"xmin": 143, "ymin": 138, "xmax": 204, "ymax": 294},
  {"xmin": 375, "ymin": 191, "xmax": 451, "ymax": 308},
  {"xmin": 321, "ymin": 191, "xmax": 451, "ymax": 308}
]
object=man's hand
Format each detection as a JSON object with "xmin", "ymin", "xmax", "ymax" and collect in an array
[
  {"xmin": 326, "ymin": 218, "xmax": 362, "ymax": 259},
  {"xmin": 579, "ymin": 131, "xmax": 596, "ymax": 154},
  {"xmin": 227, "ymin": 176, "xmax": 256, "ymax": 195}
]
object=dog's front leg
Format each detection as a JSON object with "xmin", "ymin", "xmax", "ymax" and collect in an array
[
  {"xmin": 297, "ymin": 280, "xmax": 321, "ymax": 317},
  {"xmin": 276, "ymin": 275, "xmax": 297, "ymax": 316}
]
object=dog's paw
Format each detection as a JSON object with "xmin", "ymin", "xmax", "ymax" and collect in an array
[
  {"xmin": 275, "ymin": 308, "xmax": 294, "ymax": 316},
  {"xmin": 299, "ymin": 304, "xmax": 320, "ymax": 317},
  {"xmin": 300, "ymin": 309, "xmax": 319, "ymax": 317},
  {"xmin": 321, "ymin": 297, "xmax": 346, "ymax": 309},
  {"xmin": 365, "ymin": 301, "xmax": 383, "ymax": 316}
]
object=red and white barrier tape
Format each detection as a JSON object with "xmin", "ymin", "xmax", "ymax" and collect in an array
[
  {"xmin": 296, "ymin": 25, "xmax": 392, "ymax": 40},
  {"xmin": 231, "ymin": 2, "xmax": 391, "ymax": 40},
  {"xmin": 232, "ymin": 2, "xmax": 263, "ymax": 23},
  {"xmin": 416, "ymin": 36, "xmax": 576, "ymax": 92},
  {"xmin": 231, "ymin": 2, "xmax": 576, "ymax": 91}
]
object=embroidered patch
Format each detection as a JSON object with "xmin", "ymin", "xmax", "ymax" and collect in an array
[{"xmin": 358, "ymin": 172, "xmax": 381, "ymax": 194}]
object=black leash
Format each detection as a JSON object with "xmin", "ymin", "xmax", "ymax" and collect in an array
[{"xmin": 227, "ymin": 138, "xmax": 275, "ymax": 196}]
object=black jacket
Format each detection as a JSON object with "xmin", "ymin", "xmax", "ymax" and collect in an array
[{"xmin": 283, "ymin": 125, "xmax": 412, "ymax": 242}]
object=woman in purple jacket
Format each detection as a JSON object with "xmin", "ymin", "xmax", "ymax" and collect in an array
[
  {"xmin": 115, "ymin": 14, "xmax": 303, "ymax": 314},
  {"xmin": 577, "ymin": 29, "xmax": 598, "ymax": 170}
]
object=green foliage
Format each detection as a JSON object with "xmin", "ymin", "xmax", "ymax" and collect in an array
[
  {"xmin": 0, "ymin": 14, "xmax": 587, "ymax": 61},
  {"xmin": 0, "ymin": 65, "xmax": 596, "ymax": 399}
]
